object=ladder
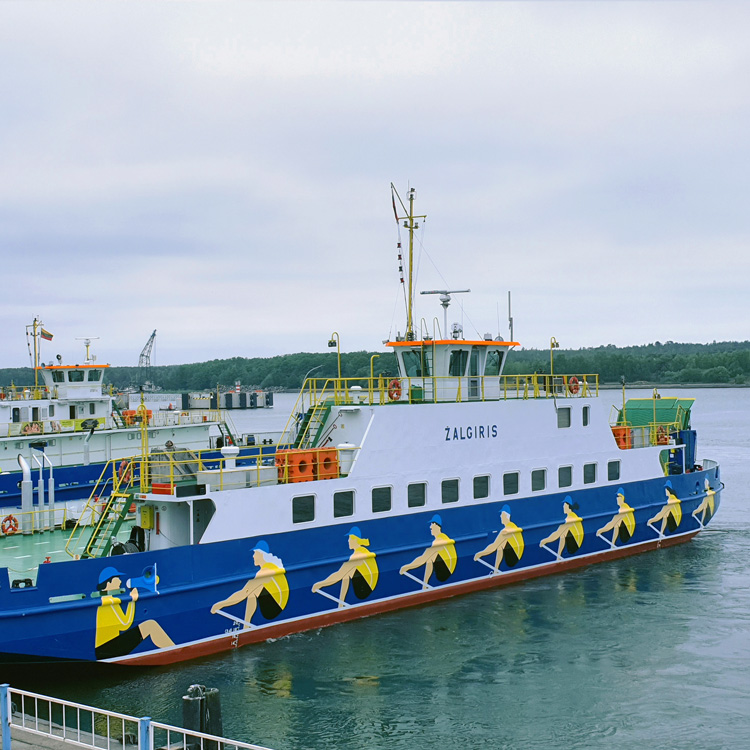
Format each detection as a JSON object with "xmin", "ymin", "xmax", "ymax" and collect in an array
[
  {"xmin": 293, "ymin": 402, "xmax": 332, "ymax": 449},
  {"xmin": 82, "ymin": 492, "xmax": 133, "ymax": 558}
]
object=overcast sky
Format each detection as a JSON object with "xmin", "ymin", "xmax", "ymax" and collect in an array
[{"xmin": 2, "ymin": 2, "xmax": 748, "ymax": 369}]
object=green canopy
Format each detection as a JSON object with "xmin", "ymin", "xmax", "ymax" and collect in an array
[{"xmin": 617, "ymin": 397, "xmax": 694, "ymax": 430}]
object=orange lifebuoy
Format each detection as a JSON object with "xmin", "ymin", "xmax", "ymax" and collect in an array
[
  {"xmin": 657, "ymin": 426, "xmax": 668, "ymax": 445},
  {"xmin": 118, "ymin": 460, "xmax": 132, "ymax": 483},
  {"xmin": 1, "ymin": 515, "xmax": 19, "ymax": 535},
  {"xmin": 568, "ymin": 376, "xmax": 580, "ymax": 395},
  {"xmin": 388, "ymin": 379, "xmax": 402, "ymax": 401}
]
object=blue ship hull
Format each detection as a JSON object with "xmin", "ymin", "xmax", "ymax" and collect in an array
[{"xmin": 0, "ymin": 467, "xmax": 720, "ymax": 665}]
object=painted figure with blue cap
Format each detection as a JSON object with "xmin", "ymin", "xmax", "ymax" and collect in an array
[
  {"xmin": 647, "ymin": 479, "xmax": 683, "ymax": 537},
  {"xmin": 211, "ymin": 540, "xmax": 289, "ymax": 629},
  {"xmin": 596, "ymin": 488, "xmax": 636, "ymax": 548},
  {"xmin": 94, "ymin": 566, "xmax": 174, "ymax": 661},
  {"xmin": 312, "ymin": 527, "xmax": 379, "ymax": 608},
  {"xmin": 399, "ymin": 515, "xmax": 457, "ymax": 590},
  {"xmin": 540, "ymin": 497, "xmax": 584, "ymax": 561},
  {"xmin": 474, "ymin": 505, "xmax": 525, "ymax": 574}
]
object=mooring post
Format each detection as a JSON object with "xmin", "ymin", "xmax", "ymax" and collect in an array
[
  {"xmin": 1, "ymin": 684, "xmax": 10, "ymax": 750},
  {"xmin": 138, "ymin": 716, "xmax": 152, "ymax": 750}
]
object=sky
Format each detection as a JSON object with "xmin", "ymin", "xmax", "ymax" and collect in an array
[{"xmin": 2, "ymin": 1, "xmax": 749, "ymax": 368}]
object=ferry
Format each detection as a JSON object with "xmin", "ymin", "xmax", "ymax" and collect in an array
[
  {"xmin": 0, "ymin": 187, "xmax": 721, "ymax": 666},
  {"xmin": 0, "ymin": 326, "xmax": 267, "ymax": 521}
]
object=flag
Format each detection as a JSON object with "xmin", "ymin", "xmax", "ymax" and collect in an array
[{"xmin": 41, "ymin": 328, "xmax": 53, "ymax": 341}]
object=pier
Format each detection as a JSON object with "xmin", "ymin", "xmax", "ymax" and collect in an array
[{"xmin": 2, "ymin": 684, "xmax": 272, "ymax": 750}]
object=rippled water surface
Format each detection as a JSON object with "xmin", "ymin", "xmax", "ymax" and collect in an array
[{"xmin": 10, "ymin": 388, "xmax": 750, "ymax": 750}]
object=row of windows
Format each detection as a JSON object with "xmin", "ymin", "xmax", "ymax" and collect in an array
[
  {"xmin": 51, "ymin": 369, "xmax": 102, "ymax": 383},
  {"xmin": 292, "ymin": 460, "xmax": 622, "ymax": 523}
]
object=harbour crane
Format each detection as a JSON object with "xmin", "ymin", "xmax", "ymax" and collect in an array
[{"xmin": 137, "ymin": 330, "xmax": 156, "ymax": 387}]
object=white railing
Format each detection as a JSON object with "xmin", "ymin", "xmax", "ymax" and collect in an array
[{"xmin": 1, "ymin": 685, "xmax": 272, "ymax": 750}]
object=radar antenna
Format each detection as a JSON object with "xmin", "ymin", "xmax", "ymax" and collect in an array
[
  {"xmin": 420, "ymin": 289, "xmax": 471, "ymax": 339},
  {"xmin": 75, "ymin": 336, "xmax": 100, "ymax": 364}
]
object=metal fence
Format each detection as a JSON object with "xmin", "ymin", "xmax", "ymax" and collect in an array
[{"xmin": 1, "ymin": 685, "xmax": 273, "ymax": 750}]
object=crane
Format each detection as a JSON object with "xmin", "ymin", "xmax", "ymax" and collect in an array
[{"xmin": 138, "ymin": 330, "xmax": 156, "ymax": 387}]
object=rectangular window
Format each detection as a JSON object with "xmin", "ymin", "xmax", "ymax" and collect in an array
[
  {"xmin": 503, "ymin": 472, "xmax": 519, "ymax": 495},
  {"xmin": 87, "ymin": 369, "xmax": 102, "ymax": 381},
  {"xmin": 372, "ymin": 486, "xmax": 392, "ymax": 513},
  {"xmin": 49, "ymin": 405, "xmax": 55, "ymax": 417},
  {"xmin": 52, "ymin": 371, "xmax": 65, "ymax": 383},
  {"xmin": 334, "ymin": 490, "xmax": 354, "ymax": 518},
  {"xmin": 442, "ymin": 479, "xmax": 459, "ymax": 504},
  {"xmin": 68, "ymin": 370, "xmax": 85, "ymax": 382},
  {"xmin": 473, "ymin": 475, "xmax": 490, "ymax": 499},
  {"xmin": 608, "ymin": 460, "xmax": 621, "ymax": 481},
  {"xmin": 584, "ymin": 463, "xmax": 597, "ymax": 484},
  {"xmin": 557, "ymin": 407, "xmax": 571, "ymax": 428},
  {"xmin": 89, "ymin": 403, "xmax": 96, "ymax": 415},
  {"xmin": 582, "ymin": 405, "xmax": 590, "ymax": 426},
  {"xmin": 448, "ymin": 350, "xmax": 468, "ymax": 376},
  {"xmin": 531, "ymin": 469, "xmax": 546, "ymax": 492},
  {"xmin": 485, "ymin": 350, "xmax": 502, "ymax": 376},
  {"xmin": 558, "ymin": 465, "xmax": 573, "ymax": 488},
  {"xmin": 407, "ymin": 482, "xmax": 426, "ymax": 508},
  {"xmin": 292, "ymin": 495, "xmax": 315, "ymax": 523}
]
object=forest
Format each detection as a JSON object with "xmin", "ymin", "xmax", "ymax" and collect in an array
[{"xmin": 2, "ymin": 340, "xmax": 749, "ymax": 391}]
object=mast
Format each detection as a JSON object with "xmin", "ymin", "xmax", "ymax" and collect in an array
[{"xmin": 391, "ymin": 185, "xmax": 426, "ymax": 340}]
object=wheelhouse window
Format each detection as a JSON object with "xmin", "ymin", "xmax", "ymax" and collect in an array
[
  {"xmin": 558, "ymin": 466, "xmax": 572, "ymax": 488},
  {"xmin": 557, "ymin": 407, "xmax": 571, "ymax": 428},
  {"xmin": 608, "ymin": 460, "xmax": 621, "ymax": 481},
  {"xmin": 372, "ymin": 486, "xmax": 392, "ymax": 513},
  {"xmin": 582, "ymin": 406, "xmax": 590, "ymax": 426},
  {"xmin": 402, "ymin": 350, "xmax": 427, "ymax": 377},
  {"xmin": 531, "ymin": 469, "xmax": 546, "ymax": 492},
  {"xmin": 473, "ymin": 475, "xmax": 490, "ymax": 499},
  {"xmin": 292, "ymin": 495, "xmax": 315, "ymax": 523},
  {"xmin": 52, "ymin": 371, "xmax": 65, "ymax": 383},
  {"xmin": 503, "ymin": 472, "xmax": 519, "ymax": 495},
  {"xmin": 87, "ymin": 369, "xmax": 102, "ymax": 381},
  {"xmin": 408, "ymin": 482, "xmax": 426, "ymax": 508},
  {"xmin": 583, "ymin": 463, "xmax": 597, "ymax": 484},
  {"xmin": 334, "ymin": 490, "xmax": 354, "ymax": 518},
  {"xmin": 442, "ymin": 479, "xmax": 459, "ymax": 504},
  {"xmin": 485, "ymin": 350, "xmax": 503, "ymax": 376},
  {"xmin": 68, "ymin": 370, "xmax": 85, "ymax": 383},
  {"xmin": 449, "ymin": 350, "xmax": 468, "ymax": 376}
]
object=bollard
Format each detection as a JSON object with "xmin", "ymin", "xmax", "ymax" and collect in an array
[
  {"xmin": 182, "ymin": 684, "xmax": 205, "ymax": 734},
  {"xmin": 182, "ymin": 684, "xmax": 222, "ymax": 750},
  {"xmin": 204, "ymin": 687, "xmax": 223, "ymax": 738}
]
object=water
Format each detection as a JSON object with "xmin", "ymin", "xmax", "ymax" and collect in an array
[{"xmin": 7, "ymin": 389, "xmax": 750, "ymax": 749}]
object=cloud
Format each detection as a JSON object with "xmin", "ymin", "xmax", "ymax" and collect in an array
[{"xmin": 1, "ymin": 2, "xmax": 749, "ymax": 368}]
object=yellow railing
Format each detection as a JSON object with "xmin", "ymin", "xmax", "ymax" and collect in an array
[
  {"xmin": 0, "ymin": 507, "xmax": 68, "ymax": 536},
  {"xmin": 610, "ymin": 420, "xmax": 682, "ymax": 450}
]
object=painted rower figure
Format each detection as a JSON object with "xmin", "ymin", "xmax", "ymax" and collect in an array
[
  {"xmin": 540, "ymin": 499, "xmax": 584, "ymax": 561},
  {"xmin": 474, "ymin": 505, "xmax": 525, "ymax": 574},
  {"xmin": 400, "ymin": 515, "xmax": 457, "ymax": 590},
  {"xmin": 596, "ymin": 489, "xmax": 636, "ymax": 549}
]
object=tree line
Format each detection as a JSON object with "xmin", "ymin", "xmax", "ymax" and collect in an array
[{"xmin": 2, "ymin": 340, "xmax": 748, "ymax": 391}]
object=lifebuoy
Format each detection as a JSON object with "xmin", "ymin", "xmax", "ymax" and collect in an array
[
  {"xmin": 657, "ymin": 426, "xmax": 668, "ymax": 445},
  {"xmin": 568, "ymin": 376, "xmax": 580, "ymax": 395},
  {"xmin": 118, "ymin": 460, "xmax": 132, "ymax": 483},
  {"xmin": 1, "ymin": 515, "xmax": 19, "ymax": 535},
  {"xmin": 388, "ymin": 379, "xmax": 402, "ymax": 401}
]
